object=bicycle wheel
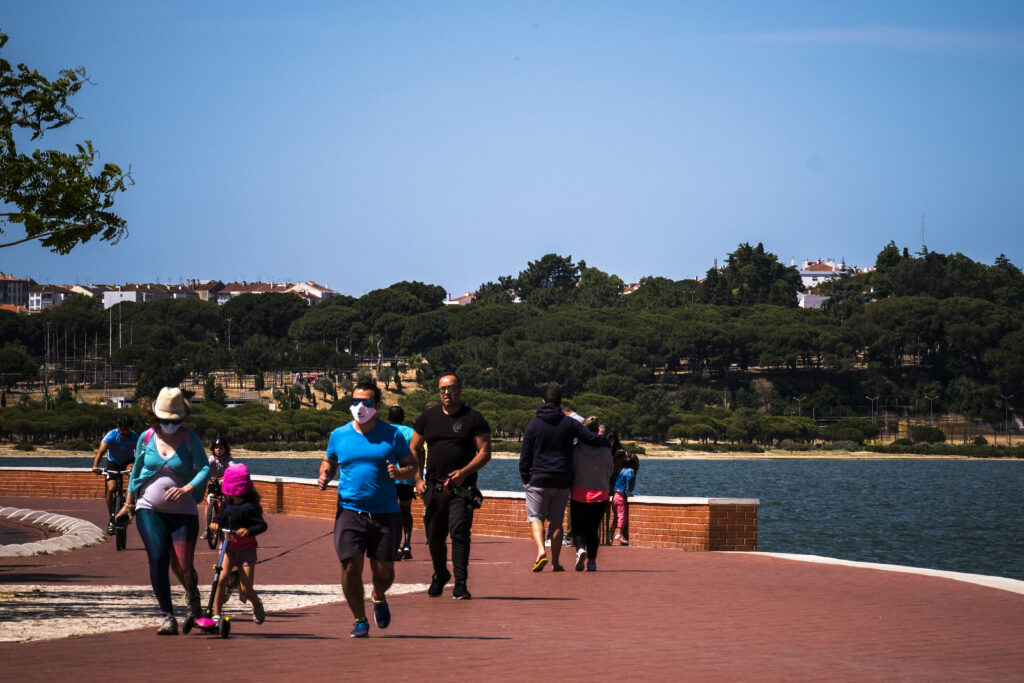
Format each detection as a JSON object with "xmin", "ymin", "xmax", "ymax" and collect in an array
[{"xmin": 206, "ymin": 499, "xmax": 221, "ymax": 550}]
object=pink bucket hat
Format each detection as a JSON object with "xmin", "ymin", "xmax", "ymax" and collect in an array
[{"xmin": 222, "ymin": 463, "xmax": 253, "ymax": 496}]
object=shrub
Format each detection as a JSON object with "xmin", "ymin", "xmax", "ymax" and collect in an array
[
  {"xmin": 909, "ymin": 425, "xmax": 945, "ymax": 444},
  {"xmin": 777, "ymin": 439, "xmax": 814, "ymax": 451},
  {"xmin": 892, "ymin": 438, "xmax": 914, "ymax": 447},
  {"xmin": 64, "ymin": 439, "xmax": 96, "ymax": 451},
  {"xmin": 13, "ymin": 443, "xmax": 35, "ymax": 451},
  {"xmin": 621, "ymin": 442, "xmax": 646, "ymax": 455},
  {"xmin": 974, "ymin": 435, "xmax": 988, "ymax": 446}
]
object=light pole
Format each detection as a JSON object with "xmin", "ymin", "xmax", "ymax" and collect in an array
[
  {"xmin": 1000, "ymin": 394, "xmax": 1013, "ymax": 446},
  {"xmin": 924, "ymin": 394, "xmax": 936, "ymax": 424},
  {"xmin": 866, "ymin": 395, "xmax": 879, "ymax": 424},
  {"xmin": 792, "ymin": 395, "xmax": 807, "ymax": 416},
  {"xmin": 226, "ymin": 318, "xmax": 232, "ymax": 351}
]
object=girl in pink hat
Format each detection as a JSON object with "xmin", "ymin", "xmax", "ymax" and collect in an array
[{"xmin": 208, "ymin": 462, "xmax": 268, "ymax": 625}]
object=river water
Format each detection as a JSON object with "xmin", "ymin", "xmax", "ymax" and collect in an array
[{"xmin": 5, "ymin": 455, "xmax": 1023, "ymax": 581}]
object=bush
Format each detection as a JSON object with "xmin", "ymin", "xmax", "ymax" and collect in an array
[
  {"xmin": 777, "ymin": 439, "xmax": 814, "ymax": 451},
  {"xmin": 909, "ymin": 425, "xmax": 945, "ymax": 444},
  {"xmin": 13, "ymin": 443, "xmax": 35, "ymax": 451},
  {"xmin": 64, "ymin": 439, "xmax": 96, "ymax": 451},
  {"xmin": 892, "ymin": 438, "xmax": 914, "ymax": 447},
  {"xmin": 621, "ymin": 442, "xmax": 646, "ymax": 455},
  {"xmin": 243, "ymin": 441, "xmax": 326, "ymax": 452},
  {"xmin": 974, "ymin": 435, "xmax": 988, "ymax": 446}
]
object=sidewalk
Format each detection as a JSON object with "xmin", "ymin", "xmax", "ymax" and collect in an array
[{"xmin": 1, "ymin": 496, "xmax": 1022, "ymax": 681}]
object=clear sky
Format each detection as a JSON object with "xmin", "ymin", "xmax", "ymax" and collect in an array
[{"xmin": 2, "ymin": 1, "xmax": 1023, "ymax": 298}]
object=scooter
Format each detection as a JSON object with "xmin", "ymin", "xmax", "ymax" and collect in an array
[{"xmin": 182, "ymin": 530, "xmax": 233, "ymax": 638}]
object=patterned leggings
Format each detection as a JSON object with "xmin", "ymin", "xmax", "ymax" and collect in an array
[{"xmin": 135, "ymin": 509, "xmax": 199, "ymax": 614}]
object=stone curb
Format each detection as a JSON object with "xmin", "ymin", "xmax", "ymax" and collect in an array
[{"xmin": 0, "ymin": 506, "xmax": 106, "ymax": 556}]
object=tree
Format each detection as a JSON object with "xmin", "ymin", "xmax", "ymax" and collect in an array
[{"xmin": 0, "ymin": 31, "xmax": 133, "ymax": 252}]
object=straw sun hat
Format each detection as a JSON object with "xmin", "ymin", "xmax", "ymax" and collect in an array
[{"xmin": 153, "ymin": 387, "xmax": 189, "ymax": 420}]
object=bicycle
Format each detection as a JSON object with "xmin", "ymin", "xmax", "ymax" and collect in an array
[
  {"xmin": 205, "ymin": 479, "xmax": 225, "ymax": 550},
  {"xmin": 106, "ymin": 470, "xmax": 130, "ymax": 551}
]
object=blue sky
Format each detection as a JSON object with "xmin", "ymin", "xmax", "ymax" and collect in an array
[{"xmin": 2, "ymin": 1, "xmax": 1023, "ymax": 298}]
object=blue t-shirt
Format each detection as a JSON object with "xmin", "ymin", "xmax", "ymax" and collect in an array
[
  {"xmin": 325, "ymin": 421, "xmax": 409, "ymax": 514},
  {"xmin": 614, "ymin": 467, "xmax": 635, "ymax": 495},
  {"xmin": 393, "ymin": 424, "xmax": 415, "ymax": 487},
  {"xmin": 102, "ymin": 429, "xmax": 139, "ymax": 466}
]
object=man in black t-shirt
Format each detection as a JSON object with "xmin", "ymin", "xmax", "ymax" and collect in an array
[{"xmin": 410, "ymin": 373, "xmax": 491, "ymax": 600}]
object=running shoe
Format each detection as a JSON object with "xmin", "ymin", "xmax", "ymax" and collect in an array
[
  {"xmin": 157, "ymin": 613, "xmax": 178, "ymax": 635},
  {"xmin": 372, "ymin": 596, "xmax": 390, "ymax": 629},
  {"xmin": 394, "ymin": 550, "xmax": 403, "ymax": 562},
  {"xmin": 575, "ymin": 548, "xmax": 587, "ymax": 571},
  {"xmin": 587, "ymin": 560, "xmax": 597, "ymax": 572},
  {"xmin": 402, "ymin": 547, "xmax": 413, "ymax": 560},
  {"xmin": 452, "ymin": 582, "xmax": 472, "ymax": 600},
  {"xmin": 106, "ymin": 520, "xmax": 115, "ymax": 536},
  {"xmin": 428, "ymin": 569, "xmax": 451, "ymax": 597},
  {"xmin": 350, "ymin": 618, "xmax": 369, "ymax": 638},
  {"xmin": 252, "ymin": 598, "xmax": 266, "ymax": 625}
]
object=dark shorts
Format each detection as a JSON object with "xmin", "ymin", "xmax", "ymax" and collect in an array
[
  {"xmin": 395, "ymin": 483, "xmax": 415, "ymax": 502},
  {"xmin": 333, "ymin": 507, "xmax": 401, "ymax": 563},
  {"xmin": 228, "ymin": 546, "xmax": 258, "ymax": 567}
]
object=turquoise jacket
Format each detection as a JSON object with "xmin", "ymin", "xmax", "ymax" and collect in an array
[{"xmin": 128, "ymin": 428, "xmax": 210, "ymax": 503}]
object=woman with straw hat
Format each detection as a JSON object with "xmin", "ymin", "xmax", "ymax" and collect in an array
[{"xmin": 116, "ymin": 387, "xmax": 211, "ymax": 635}]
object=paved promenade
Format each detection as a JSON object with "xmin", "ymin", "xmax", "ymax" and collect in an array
[{"xmin": 1, "ymin": 496, "xmax": 1022, "ymax": 682}]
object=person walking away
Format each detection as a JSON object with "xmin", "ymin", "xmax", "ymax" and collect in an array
[
  {"xmin": 317, "ymin": 381, "xmax": 424, "ymax": 637},
  {"xmin": 92, "ymin": 413, "xmax": 138, "ymax": 535},
  {"xmin": 520, "ymin": 387, "xmax": 607, "ymax": 572},
  {"xmin": 115, "ymin": 387, "xmax": 210, "ymax": 635},
  {"xmin": 571, "ymin": 416, "xmax": 613, "ymax": 571},
  {"xmin": 387, "ymin": 406, "xmax": 417, "ymax": 560},
  {"xmin": 409, "ymin": 373, "xmax": 491, "ymax": 599},
  {"xmin": 612, "ymin": 454, "xmax": 637, "ymax": 545},
  {"xmin": 208, "ymin": 463, "xmax": 267, "ymax": 625}
]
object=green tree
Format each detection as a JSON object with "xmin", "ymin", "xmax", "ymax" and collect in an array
[{"xmin": 0, "ymin": 31, "xmax": 133, "ymax": 252}]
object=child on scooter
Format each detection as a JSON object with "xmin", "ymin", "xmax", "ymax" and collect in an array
[{"xmin": 208, "ymin": 463, "xmax": 267, "ymax": 624}]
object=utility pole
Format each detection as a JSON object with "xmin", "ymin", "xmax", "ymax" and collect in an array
[
  {"xmin": 925, "ymin": 394, "xmax": 937, "ymax": 424},
  {"xmin": 1000, "ymin": 394, "xmax": 1013, "ymax": 446},
  {"xmin": 792, "ymin": 395, "xmax": 807, "ymax": 416},
  {"xmin": 227, "ymin": 318, "xmax": 232, "ymax": 351}
]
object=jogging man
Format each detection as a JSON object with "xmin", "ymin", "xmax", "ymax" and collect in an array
[
  {"xmin": 410, "ymin": 373, "xmax": 491, "ymax": 599},
  {"xmin": 317, "ymin": 380, "xmax": 423, "ymax": 638},
  {"xmin": 91, "ymin": 414, "xmax": 139, "ymax": 535}
]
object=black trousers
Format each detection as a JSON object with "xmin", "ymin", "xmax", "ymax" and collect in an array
[
  {"xmin": 571, "ymin": 499, "xmax": 607, "ymax": 559},
  {"xmin": 423, "ymin": 486, "xmax": 474, "ymax": 583}
]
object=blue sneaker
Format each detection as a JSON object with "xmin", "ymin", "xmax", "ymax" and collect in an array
[
  {"xmin": 372, "ymin": 596, "xmax": 391, "ymax": 629},
  {"xmin": 350, "ymin": 618, "xmax": 369, "ymax": 638}
]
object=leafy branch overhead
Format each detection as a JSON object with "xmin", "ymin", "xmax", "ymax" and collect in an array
[{"xmin": 0, "ymin": 30, "xmax": 133, "ymax": 252}]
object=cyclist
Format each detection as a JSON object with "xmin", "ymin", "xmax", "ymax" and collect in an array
[
  {"xmin": 91, "ymin": 413, "xmax": 140, "ymax": 535},
  {"xmin": 206, "ymin": 437, "xmax": 234, "ymax": 501}
]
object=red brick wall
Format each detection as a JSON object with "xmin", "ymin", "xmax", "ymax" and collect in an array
[{"xmin": 0, "ymin": 469, "xmax": 757, "ymax": 551}]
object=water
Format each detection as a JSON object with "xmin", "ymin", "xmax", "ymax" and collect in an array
[{"xmin": 5, "ymin": 455, "xmax": 1023, "ymax": 581}]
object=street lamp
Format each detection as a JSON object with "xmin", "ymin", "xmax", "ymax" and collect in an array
[
  {"xmin": 792, "ymin": 395, "xmax": 807, "ymax": 416},
  {"xmin": 924, "ymin": 394, "xmax": 937, "ymax": 423},
  {"xmin": 866, "ymin": 395, "xmax": 879, "ymax": 424},
  {"xmin": 226, "ymin": 318, "xmax": 232, "ymax": 351}
]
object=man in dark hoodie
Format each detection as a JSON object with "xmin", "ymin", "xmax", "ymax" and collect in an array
[{"xmin": 520, "ymin": 386, "xmax": 608, "ymax": 572}]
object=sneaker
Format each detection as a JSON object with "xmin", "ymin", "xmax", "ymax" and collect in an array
[
  {"xmin": 394, "ymin": 550, "xmax": 403, "ymax": 562},
  {"xmin": 350, "ymin": 618, "xmax": 369, "ymax": 638},
  {"xmin": 186, "ymin": 581, "xmax": 202, "ymax": 619},
  {"xmin": 106, "ymin": 521, "xmax": 115, "ymax": 536},
  {"xmin": 587, "ymin": 560, "xmax": 597, "ymax": 572},
  {"xmin": 402, "ymin": 547, "xmax": 413, "ymax": 560},
  {"xmin": 372, "ymin": 596, "xmax": 391, "ymax": 629},
  {"xmin": 428, "ymin": 570, "xmax": 451, "ymax": 598},
  {"xmin": 252, "ymin": 598, "xmax": 265, "ymax": 625},
  {"xmin": 562, "ymin": 536, "xmax": 573, "ymax": 547},
  {"xmin": 544, "ymin": 538, "xmax": 551, "ymax": 547},
  {"xmin": 452, "ymin": 582, "xmax": 472, "ymax": 600},
  {"xmin": 614, "ymin": 534, "xmax": 629, "ymax": 546},
  {"xmin": 575, "ymin": 548, "xmax": 587, "ymax": 571},
  {"xmin": 212, "ymin": 615, "xmax": 222, "ymax": 626},
  {"xmin": 157, "ymin": 613, "xmax": 178, "ymax": 635},
  {"xmin": 551, "ymin": 564, "xmax": 565, "ymax": 572}
]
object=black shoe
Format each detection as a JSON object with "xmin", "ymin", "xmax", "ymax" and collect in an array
[
  {"xmin": 394, "ymin": 550, "xmax": 403, "ymax": 562},
  {"xmin": 107, "ymin": 521, "xmax": 115, "ymax": 536},
  {"xmin": 428, "ymin": 570, "xmax": 451, "ymax": 598},
  {"xmin": 402, "ymin": 547, "xmax": 413, "ymax": 560},
  {"xmin": 452, "ymin": 582, "xmax": 471, "ymax": 600}
]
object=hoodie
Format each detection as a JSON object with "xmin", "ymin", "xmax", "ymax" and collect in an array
[{"xmin": 520, "ymin": 402, "xmax": 608, "ymax": 488}]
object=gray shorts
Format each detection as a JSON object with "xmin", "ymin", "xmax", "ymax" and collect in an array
[{"xmin": 524, "ymin": 485, "xmax": 570, "ymax": 527}]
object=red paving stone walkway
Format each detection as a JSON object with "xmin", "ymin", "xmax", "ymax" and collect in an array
[{"xmin": 1, "ymin": 496, "xmax": 1022, "ymax": 682}]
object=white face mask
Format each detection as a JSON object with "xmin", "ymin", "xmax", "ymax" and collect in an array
[
  {"xmin": 350, "ymin": 403, "xmax": 377, "ymax": 425},
  {"xmin": 160, "ymin": 422, "xmax": 182, "ymax": 434}
]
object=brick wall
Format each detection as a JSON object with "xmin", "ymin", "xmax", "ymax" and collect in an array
[{"xmin": 0, "ymin": 468, "xmax": 757, "ymax": 551}]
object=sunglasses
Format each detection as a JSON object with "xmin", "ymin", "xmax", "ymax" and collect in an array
[
  {"xmin": 439, "ymin": 385, "xmax": 459, "ymax": 394},
  {"xmin": 351, "ymin": 397, "xmax": 374, "ymax": 407}
]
